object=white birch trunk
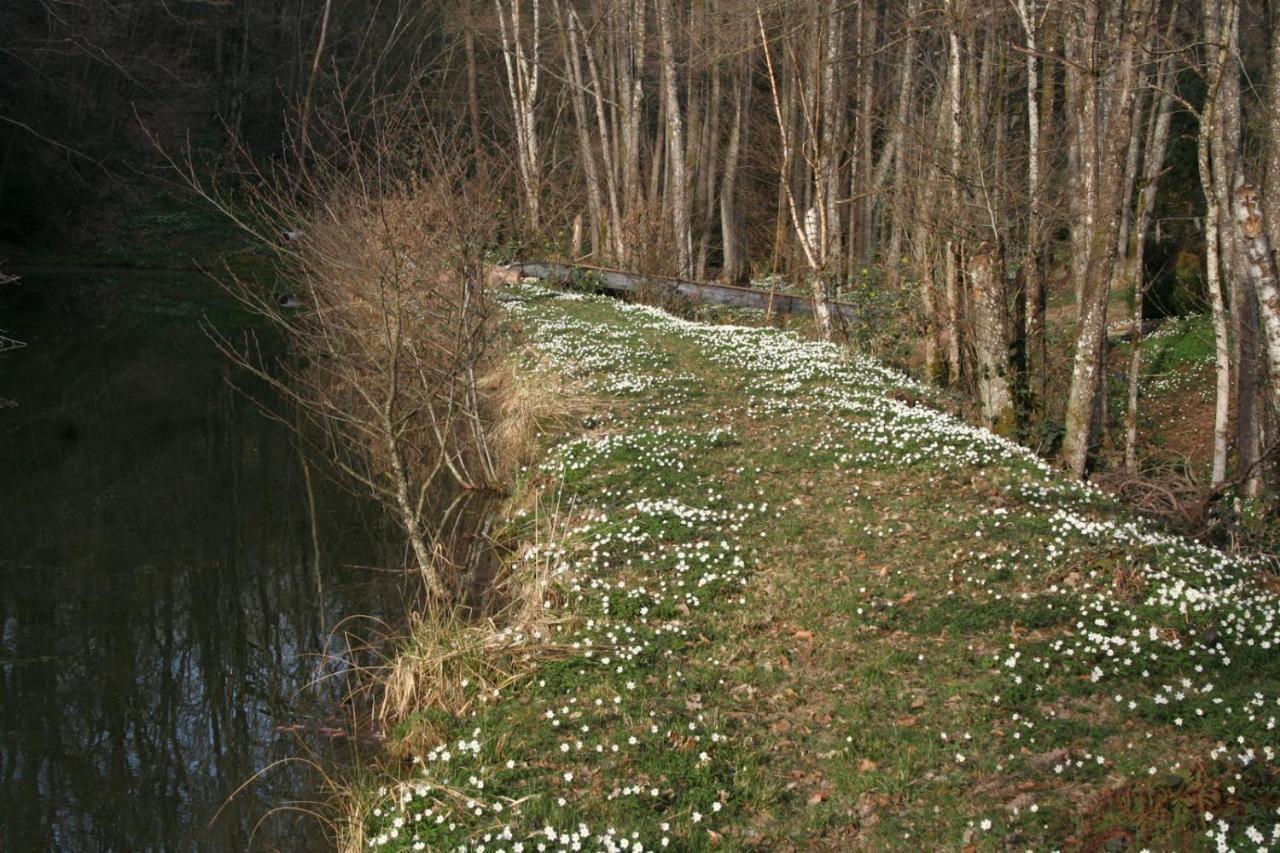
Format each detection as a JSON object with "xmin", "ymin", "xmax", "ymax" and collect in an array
[
  {"xmin": 494, "ymin": 0, "xmax": 542, "ymax": 228},
  {"xmin": 1234, "ymin": 179, "xmax": 1280, "ymax": 443},
  {"xmin": 656, "ymin": 0, "xmax": 691, "ymax": 276},
  {"xmin": 1199, "ymin": 0, "xmax": 1234, "ymax": 487}
]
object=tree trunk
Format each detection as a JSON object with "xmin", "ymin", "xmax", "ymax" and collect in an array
[
  {"xmin": 856, "ymin": 3, "xmax": 876, "ymax": 266},
  {"xmin": 1235, "ymin": 178, "xmax": 1280, "ymax": 440},
  {"xmin": 656, "ymin": 0, "xmax": 691, "ymax": 276},
  {"xmin": 1061, "ymin": 0, "xmax": 1146, "ymax": 478},
  {"xmin": 913, "ymin": 85, "xmax": 950, "ymax": 382},
  {"xmin": 554, "ymin": 0, "xmax": 605, "ymax": 259},
  {"xmin": 1027, "ymin": 2, "xmax": 1056, "ymax": 415},
  {"xmin": 1266, "ymin": 0, "xmax": 1280, "ymax": 257},
  {"xmin": 495, "ymin": 0, "xmax": 542, "ymax": 229},
  {"xmin": 970, "ymin": 242, "xmax": 1015, "ymax": 432},
  {"xmin": 882, "ymin": 0, "xmax": 920, "ymax": 286},
  {"xmin": 1200, "ymin": 0, "xmax": 1235, "ymax": 487},
  {"xmin": 1214, "ymin": 0, "xmax": 1262, "ymax": 494},
  {"xmin": 823, "ymin": 0, "xmax": 846, "ymax": 269},
  {"xmin": 757, "ymin": 5, "xmax": 836, "ymax": 339},
  {"xmin": 720, "ymin": 59, "xmax": 749, "ymax": 283},
  {"xmin": 1124, "ymin": 58, "xmax": 1175, "ymax": 474},
  {"xmin": 944, "ymin": 7, "xmax": 964, "ymax": 385},
  {"xmin": 695, "ymin": 64, "xmax": 721, "ymax": 281}
]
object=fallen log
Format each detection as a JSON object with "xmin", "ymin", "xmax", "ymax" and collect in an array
[
  {"xmin": 504, "ymin": 261, "xmax": 860, "ymax": 325},
  {"xmin": 1106, "ymin": 317, "xmax": 1166, "ymax": 345}
]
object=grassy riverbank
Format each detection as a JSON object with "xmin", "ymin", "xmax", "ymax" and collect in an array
[{"xmin": 356, "ymin": 283, "xmax": 1280, "ymax": 851}]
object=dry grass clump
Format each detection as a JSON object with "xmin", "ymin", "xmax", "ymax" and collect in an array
[
  {"xmin": 377, "ymin": 591, "xmax": 573, "ymax": 760},
  {"xmin": 482, "ymin": 347, "xmax": 599, "ymax": 483},
  {"xmin": 376, "ymin": 489, "xmax": 584, "ymax": 748},
  {"xmin": 378, "ymin": 609, "xmax": 523, "ymax": 736}
]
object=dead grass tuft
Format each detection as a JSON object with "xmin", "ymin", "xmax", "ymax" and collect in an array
[
  {"xmin": 481, "ymin": 348, "xmax": 599, "ymax": 483},
  {"xmin": 377, "ymin": 491, "xmax": 583, "ymax": 757}
]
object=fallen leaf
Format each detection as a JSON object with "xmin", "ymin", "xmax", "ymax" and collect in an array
[
  {"xmin": 895, "ymin": 715, "xmax": 918, "ymax": 728},
  {"xmin": 858, "ymin": 758, "xmax": 878, "ymax": 772},
  {"xmin": 808, "ymin": 791, "xmax": 830, "ymax": 805},
  {"xmin": 910, "ymin": 697, "xmax": 926, "ymax": 709},
  {"xmin": 898, "ymin": 592, "xmax": 917, "ymax": 605},
  {"xmin": 793, "ymin": 629, "xmax": 814, "ymax": 641}
]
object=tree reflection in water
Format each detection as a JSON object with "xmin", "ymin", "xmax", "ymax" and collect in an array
[{"xmin": 0, "ymin": 275, "xmax": 492, "ymax": 851}]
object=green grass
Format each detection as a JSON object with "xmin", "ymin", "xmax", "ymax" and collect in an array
[{"xmin": 358, "ymin": 288, "xmax": 1280, "ymax": 852}]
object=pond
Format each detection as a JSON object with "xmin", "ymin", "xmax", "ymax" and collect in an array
[{"xmin": 0, "ymin": 272, "xmax": 482, "ymax": 850}]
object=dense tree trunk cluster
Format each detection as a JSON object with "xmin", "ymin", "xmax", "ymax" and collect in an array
[
  {"xmin": 8, "ymin": 0, "xmax": 1280, "ymax": 493},
  {"xmin": 483, "ymin": 0, "xmax": 1280, "ymax": 489}
]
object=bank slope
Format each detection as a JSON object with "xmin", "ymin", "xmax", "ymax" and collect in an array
[{"xmin": 363, "ymin": 285, "xmax": 1280, "ymax": 852}]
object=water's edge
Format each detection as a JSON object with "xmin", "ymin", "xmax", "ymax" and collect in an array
[{"xmin": 0, "ymin": 272, "xmax": 490, "ymax": 851}]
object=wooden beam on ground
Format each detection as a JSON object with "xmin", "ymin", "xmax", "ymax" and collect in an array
[{"xmin": 505, "ymin": 261, "xmax": 859, "ymax": 325}]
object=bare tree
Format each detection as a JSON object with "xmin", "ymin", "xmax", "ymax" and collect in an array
[
  {"xmin": 1235, "ymin": 178, "xmax": 1280, "ymax": 440},
  {"xmin": 494, "ymin": 0, "xmax": 542, "ymax": 229},
  {"xmin": 656, "ymin": 0, "xmax": 693, "ymax": 276},
  {"xmin": 969, "ymin": 242, "xmax": 1015, "ymax": 431},
  {"xmin": 1014, "ymin": 0, "xmax": 1052, "ymax": 413},
  {"xmin": 189, "ymin": 118, "xmax": 507, "ymax": 602},
  {"xmin": 757, "ymin": 1, "xmax": 841, "ymax": 340},
  {"xmin": 1060, "ymin": 0, "xmax": 1152, "ymax": 478},
  {"xmin": 1196, "ymin": 0, "xmax": 1237, "ymax": 486},
  {"xmin": 1123, "ymin": 49, "xmax": 1176, "ymax": 474}
]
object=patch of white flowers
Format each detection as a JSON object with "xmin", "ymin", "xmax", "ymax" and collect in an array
[{"xmin": 364, "ymin": 286, "xmax": 1279, "ymax": 851}]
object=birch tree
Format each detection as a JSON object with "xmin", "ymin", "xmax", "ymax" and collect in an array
[
  {"xmin": 1060, "ymin": 0, "xmax": 1151, "ymax": 478},
  {"xmin": 1014, "ymin": 0, "xmax": 1051, "ymax": 413},
  {"xmin": 656, "ymin": 0, "xmax": 692, "ymax": 276},
  {"xmin": 1197, "ymin": 0, "xmax": 1237, "ymax": 486},
  {"xmin": 494, "ymin": 0, "xmax": 542, "ymax": 229},
  {"xmin": 757, "ymin": 1, "xmax": 840, "ymax": 339}
]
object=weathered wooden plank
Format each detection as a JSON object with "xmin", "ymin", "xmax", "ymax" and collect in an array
[{"xmin": 505, "ymin": 261, "xmax": 859, "ymax": 324}]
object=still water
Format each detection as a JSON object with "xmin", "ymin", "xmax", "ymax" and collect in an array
[{"xmin": 0, "ymin": 273, "xmax": 468, "ymax": 850}]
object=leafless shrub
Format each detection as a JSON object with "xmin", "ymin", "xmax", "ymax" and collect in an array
[
  {"xmin": 184, "ymin": 100, "xmax": 518, "ymax": 603},
  {"xmin": 620, "ymin": 201, "xmax": 681, "ymax": 279}
]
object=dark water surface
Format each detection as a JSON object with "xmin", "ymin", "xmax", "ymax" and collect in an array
[{"xmin": 0, "ymin": 273, "xmax": 453, "ymax": 851}]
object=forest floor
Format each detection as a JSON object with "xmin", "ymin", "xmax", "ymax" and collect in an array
[
  {"xmin": 1105, "ymin": 313, "xmax": 1218, "ymax": 469},
  {"xmin": 359, "ymin": 284, "xmax": 1280, "ymax": 852}
]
